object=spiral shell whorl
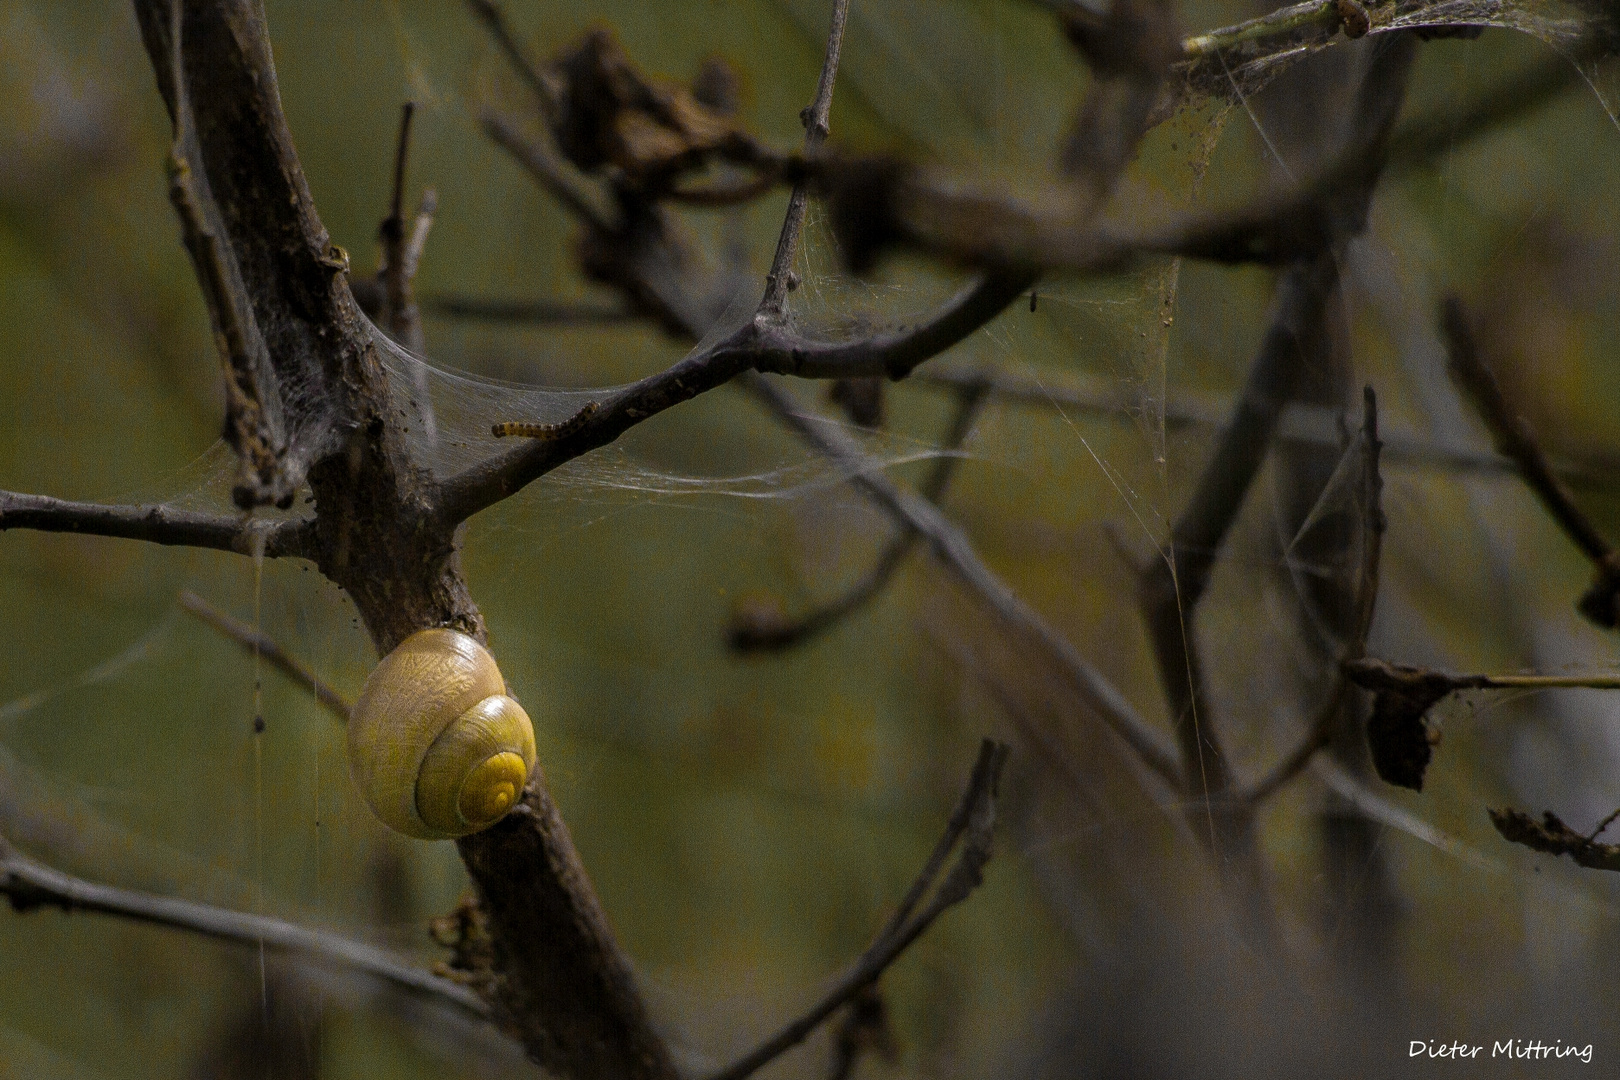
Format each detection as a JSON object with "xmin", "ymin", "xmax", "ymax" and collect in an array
[{"xmin": 347, "ymin": 628, "xmax": 537, "ymax": 839}]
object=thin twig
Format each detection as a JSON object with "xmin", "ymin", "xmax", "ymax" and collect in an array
[
  {"xmin": 730, "ymin": 381, "xmax": 989, "ymax": 652},
  {"xmin": 1441, "ymin": 296, "xmax": 1620, "ymax": 628},
  {"xmin": 707, "ymin": 739, "xmax": 1008, "ymax": 1080},
  {"xmin": 0, "ymin": 491, "xmax": 313, "ymax": 559},
  {"xmin": 1246, "ymin": 386, "xmax": 1384, "ymax": 805},
  {"xmin": 178, "ymin": 590, "xmax": 353, "ymax": 722},
  {"xmin": 1489, "ymin": 808, "xmax": 1620, "ymax": 873},
  {"xmin": 0, "ymin": 842, "xmax": 489, "ymax": 1018},
  {"xmin": 379, "ymin": 102, "xmax": 433, "ymax": 355},
  {"xmin": 481, "ymin": 108, "xmax": 615, "ymax": 231},
  {"xmin": 1140, "ymin": 255, "xmax": 1339, "ymax": 799},
  {"xmin": 915, "ymin": 362, "xmax": 1612, "ymax": 488},
  {"xmin": 465, "ymin": 0, "xmax": 558, "ymax": 116},
  {"xmin": 760, "ymin": 0, "xmax": 851, "ymax": 318},
  {"xmin": 740, "ymin": 373, "xmax": 1182, "ymax": 787}
]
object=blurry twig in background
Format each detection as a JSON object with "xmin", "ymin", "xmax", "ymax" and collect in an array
[
  {"xmin": 1245, "ymin": 386, "xmax": 1385, "ymax": 805},
  {"xmin": 826, "ymin": 984, "xmax": 896, "ymax": 1080},
  {"xmin": 1441, "ymin": 296, "xmax": 1620, "ymax": 629},
  {"xmin": 708, "ymin": 739, "xmax": 1007, "ymax": 1080},
  {"xmin": 741, "ymin": 371, "xmax": 1183, "ymax": 786},
  {"xmin": 917, "ymin": 361, "xmax": 1614, "ymax": 489},
  {"xmin": 0, "ymin": 840, "xmax": 490, "ymax": 1018},
  {"xmin": 727, "ymin": 379, "xmax": 990, "ymax": 653},
  {"xmin": 368, "ymin": 102, "xmax": 436, "ymax": 353},
  {"xmin": 478, "ymin": 106, "xmax": 616, "ymax": 233},
  {"xmin": 1137, "ymin": 255, "xmax": 1340, "ymax": 827},
  {"xmin": 178, "ymin": 590, "xmax": 353, "ymax": 723}
]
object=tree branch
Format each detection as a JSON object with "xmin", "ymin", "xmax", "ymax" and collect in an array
[
  {"xmin": 730, "ymin": 380, "xmax": 990, "ymax": 652},
  {"xmin": 0, "ymin": 842, "xmax": 488, "ymax": 1018},
  {"xmin": 127, "ymin": 6, "xmax": 682, "ymax": 1077},
  {"xmin": 1245, "ymin": 387, "xmax": 1385, "ymax": 805},
  {"xmin": 759, "ymin": 0, "xmax": 850, "ymax": 318},
  {"xmin": 178, "ymin": 589, "xmax": 352, "ymax": 722},
  {"xmin": 707, "ymin": 739, "xmax": 1008, "ymax": 1080},
  {"xmin": 435, "ymin": 266, "xmax": 1032, "ymax": 525},
  {"xmin": 0, "ymin": 489, "xmax": 312, "ymax": 558},
  {"xmin": 1139, "ymin": 254, "xmax": 1339, "ymax": 799},
  {"xmin": 1441, "ymin": 296, "xmax": 1620, "ymax": 628},
  {"xmin": 740, "ymin": 373, "xmax": 1182, "ymax": 787}
]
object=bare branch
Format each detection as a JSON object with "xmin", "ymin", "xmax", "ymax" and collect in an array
[
  {"xmin": 0, "ymin": 490, "xmax": 312, "ymax": 559},
  {"xmin": 1441, "ymin": 296, "xmax": 1620, "ymax": 628},
  {"xmin": 435, "ymin": 276, "xmax": 1030, "ymax": 525},
  {"xmin": 1140, "ymin": 255, "xmax": 1339, "ymax": 799},
  {"xmin": 457, "ymin": 777, "xmax": 680, "ymax": 1080},
  {"xmin": 465, "ymin": 0, "xmax": 559, "ymax": 115},
  {"xmin": 915, "ymin": 362, "xmax": 1614, "ymax": 487},
  {"xmin": 1246, "ymin": 387, "xmax": 1385, "ymax": 805},
  {"xmin": 129, "ymin": 7, "xmax": 682, "ymax": 1077},
  {"xmin": 178, "ymin": 590, "xmax": 352, "ymax": 722},
  {"xmin": 740, "ymin": 373, "xmax": 1182, "ymax": 787},
  {"xmin": 753, "ymin": 272, "xmax": 1037, "ymax": 380},
  {"xmin": 760, "ymin": 0, "xmax": 851, "ymax": 318},
  {"xmin": 730, "ymin": 380, "xmax": 989, "ymax": 653},
  {"xmin": 707, "ymin": 739, "xmax": 1008, "ymax": 1080},
  {"xmin": 0, "ymin": 842, "xmax": 488, "ymax": 1018},
  {"xmin": 481, "ymin": 107, "xmax": 616, "ymax": 231},
  {"xmin": 1489, "ymin": 808, "xmax": 1620, "ymax": 873}
]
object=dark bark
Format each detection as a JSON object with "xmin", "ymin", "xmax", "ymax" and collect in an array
[{"xmin": 126, "ymin": 4, "xmax": 678, "ymax": 1077}]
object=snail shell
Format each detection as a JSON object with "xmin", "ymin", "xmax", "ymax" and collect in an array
[{"xmin": 347, "ymin": 628, "xmax": 537, "ymax": 839}]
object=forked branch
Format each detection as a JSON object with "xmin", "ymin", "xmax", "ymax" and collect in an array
[
  {"xmin": 707, "ymin": 739, "xmax": 1009, "ymax": 1080},
  {"xmin": 729, "ymin": 380, "xmax": 990, "ymax": 653}
]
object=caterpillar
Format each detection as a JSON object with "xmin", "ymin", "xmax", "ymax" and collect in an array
[{"xmin": 491, "ymin": 401, "xmax": 600, "ymax": 440}]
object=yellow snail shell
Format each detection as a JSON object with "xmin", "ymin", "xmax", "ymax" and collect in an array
[{"xmin": 347, "ymin": 628, "xmax": 537, "ymax": 839}]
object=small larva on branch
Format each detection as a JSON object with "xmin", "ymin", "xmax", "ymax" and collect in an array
[{"xmin": 491, "ymin": 401, "xmax": 600, "ymax": 440}]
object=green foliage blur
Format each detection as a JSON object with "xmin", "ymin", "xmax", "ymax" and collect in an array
[{"xmin": 2, "ymin": 0, "xmax": 1620, "ymax": 1077}]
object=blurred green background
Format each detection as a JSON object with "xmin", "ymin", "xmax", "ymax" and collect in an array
[{"xmin": 2, "ymin": 0, "xmax": 1620, "ymax": 1077}]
